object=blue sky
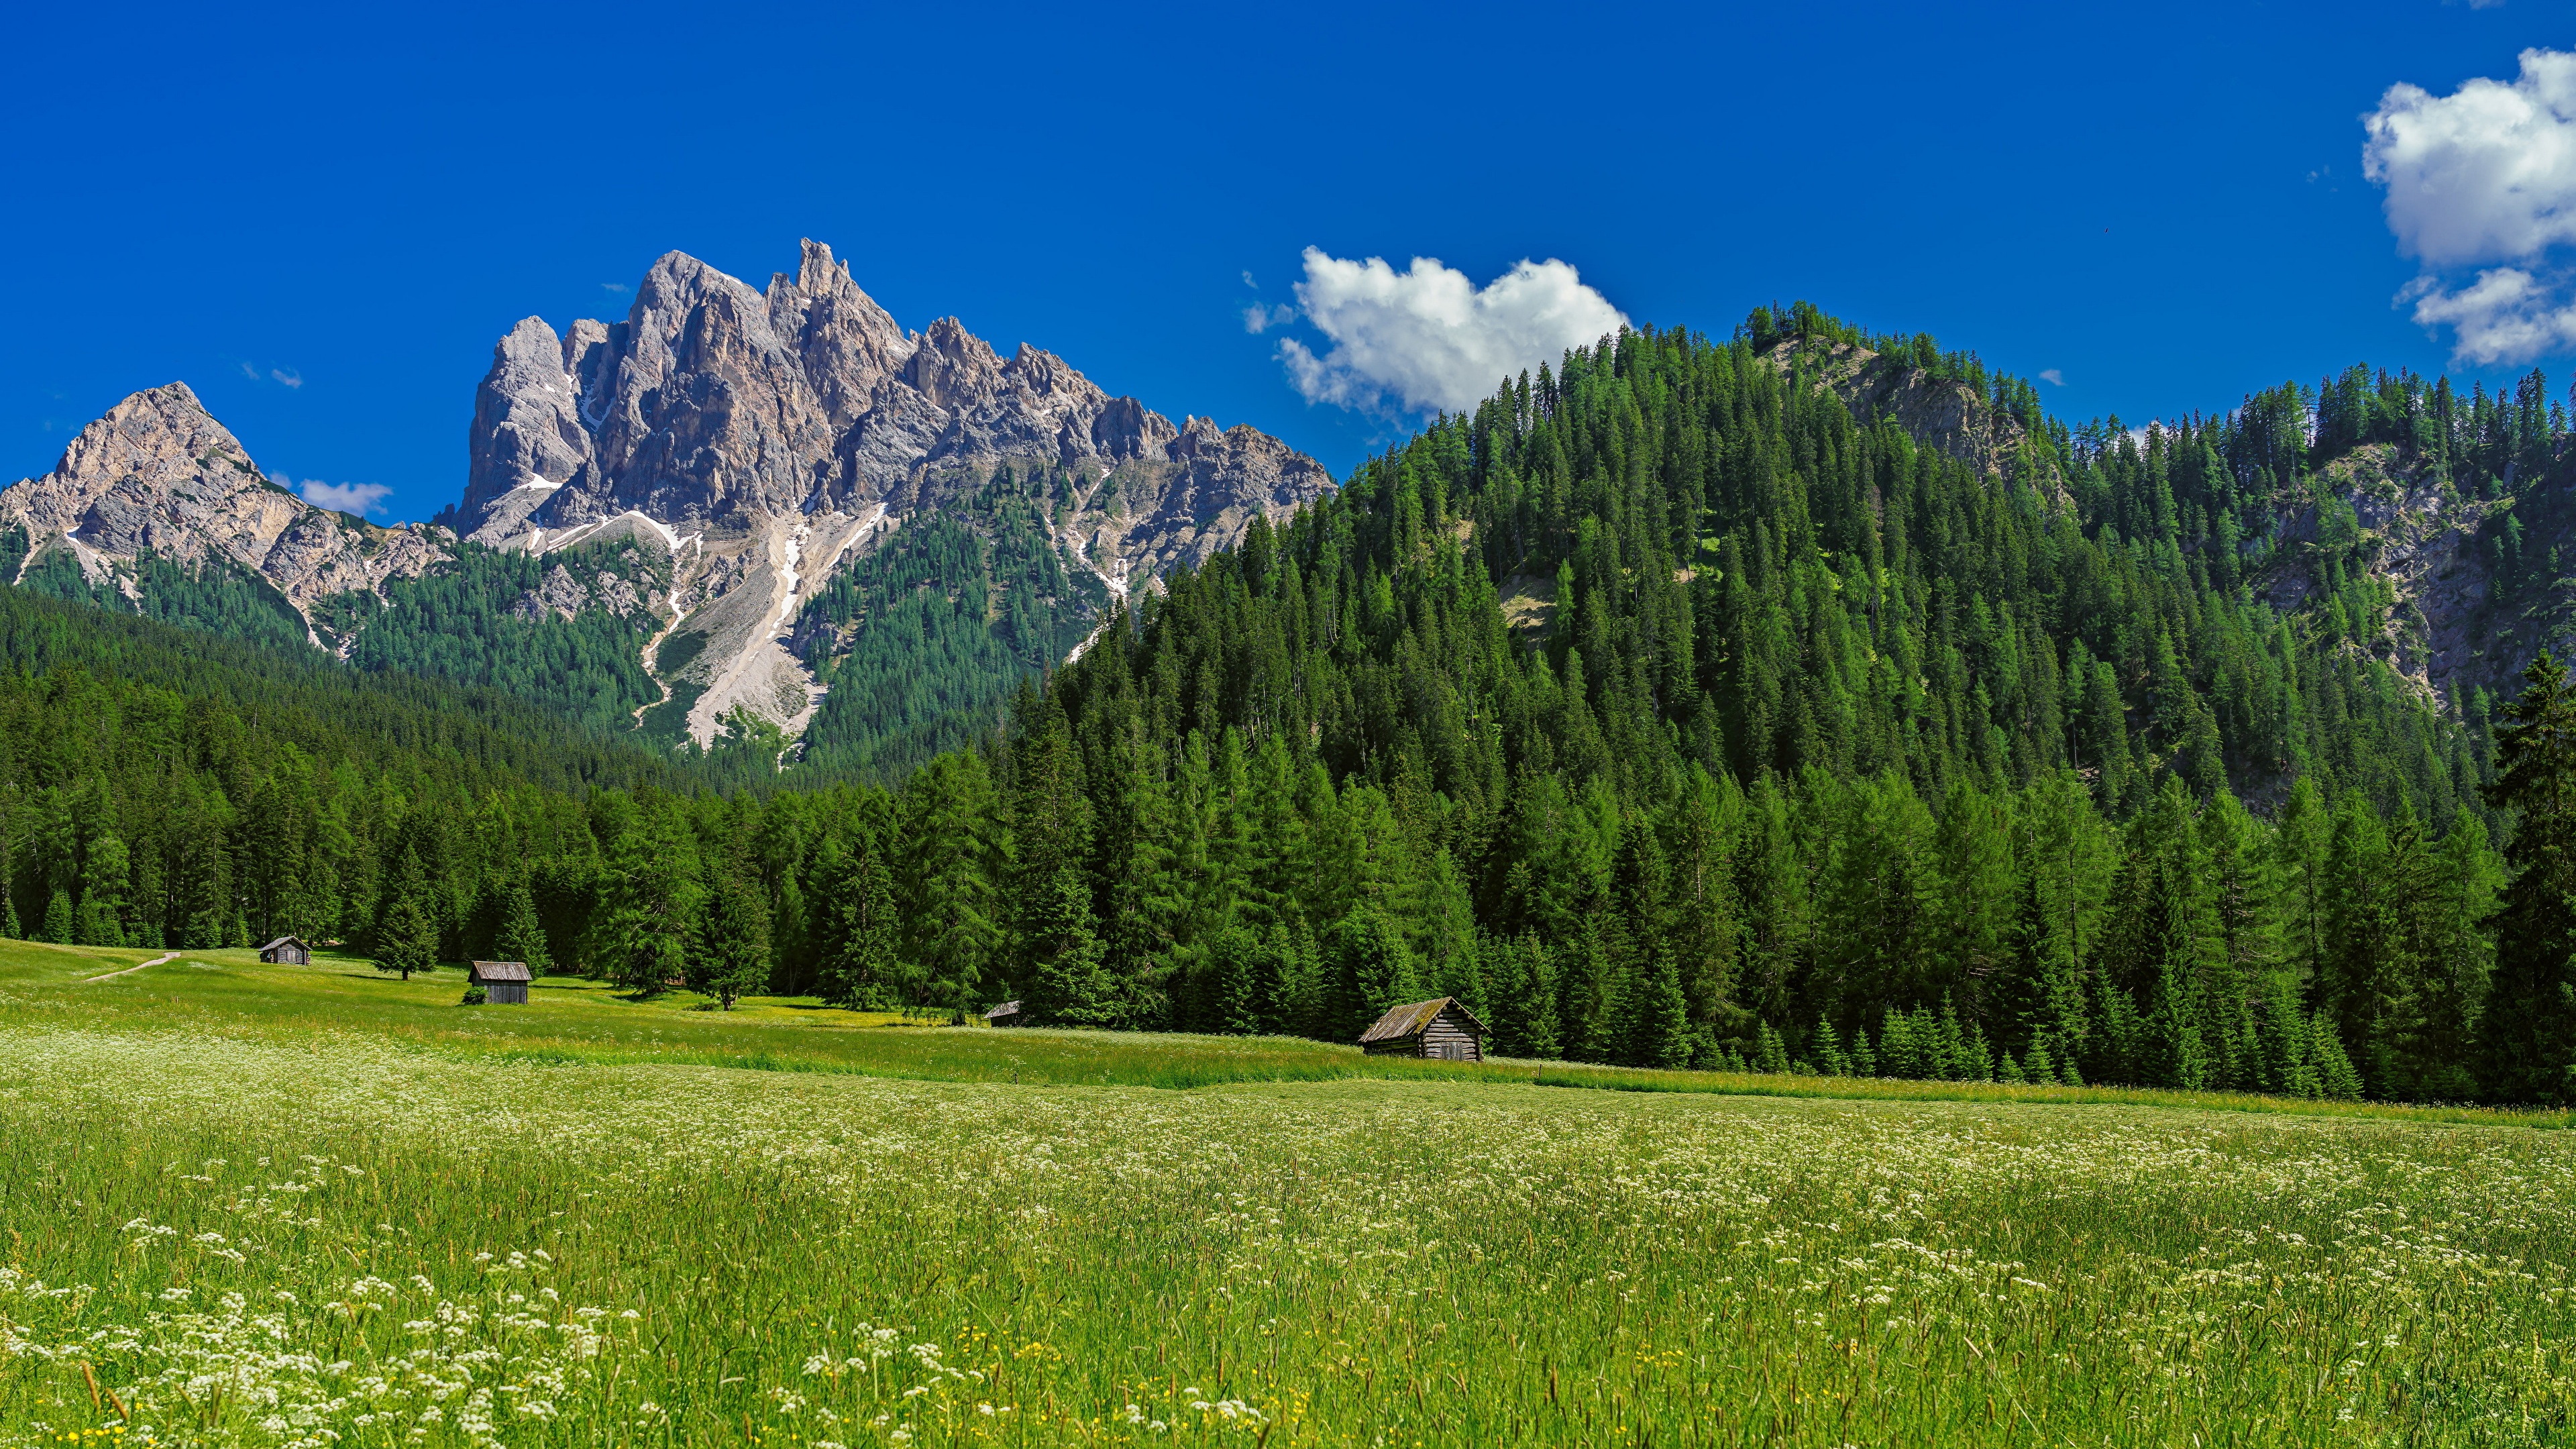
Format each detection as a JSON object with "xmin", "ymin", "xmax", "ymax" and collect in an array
[{"xmin": 5, "ymin": 0, "xmax": 2574, "ymax": 521}]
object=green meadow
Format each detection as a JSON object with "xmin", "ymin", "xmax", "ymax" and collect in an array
[{"xmin": 3, "ymin": 941, "xmax": 2573, "ymax": 1446}]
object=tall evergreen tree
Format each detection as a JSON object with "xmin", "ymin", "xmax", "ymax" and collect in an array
[
  {"xmin": 2479, "ymin": 652, "xmax": 2576, "ymax": 1104},
  {"xmin": 694, "ymin": 871, "xmax": 772, "ymax": 1010},
  {"xmin": 492, "ymin": 872, "xmax": 552, "ymax": 974},
  {"xmin": 373, "ymin": 848, "xmax": 439, "ymax": 981}
]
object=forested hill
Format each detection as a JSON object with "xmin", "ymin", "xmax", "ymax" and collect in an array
[
  {"xmin": 0, "ymin": 587, "xmax": 700, "ymax": 951},
  {"xmin": 1010, "ymin": 307, "xmax": 2532, "ymax": 1099}
]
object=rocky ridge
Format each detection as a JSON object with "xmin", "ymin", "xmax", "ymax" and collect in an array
[
  {"xmin": 0, "ymin": 384, "xmax": 441, "ymax": 636},
  {"xmin": 441, "ymin": 239, "xmax": 1332, "ymax": 745},
  {"xmin": 0, "ymin": 241, "xmax": 1334, "ymax": 751}
]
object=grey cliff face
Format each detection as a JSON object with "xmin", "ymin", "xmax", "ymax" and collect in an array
[
  {"xmin": 0, "ymin": 382, "xmax": 441, "ymax": 618},
  {"xmin": 453, "ymin": 239, "xmax": 1334, "ymax": 568},
  {"xmin": 437, "ymin": 238, "xmax": 1335, "ymax": 745}
]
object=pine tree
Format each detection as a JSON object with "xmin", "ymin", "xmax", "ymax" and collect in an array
[
  {"xmin": 1753, "ymin": 1020, "xmax": 1790, "ymax": 1075},
  {"xmin": 1491, "ymin": 933, "xmax": 1560, "ymax": 1059},
  {"xmin": 693, "ymin": 871, "xmax": 772, "ymax": 1010},
  {"xmin": 2021, "ymin": 1036, "xmax": 2055, "ymax": 1085},
  {"xmin": 492, "ymin": 873, "xmax": 551, "ymax": 975},
  {"xmin": 818, "ymin": 836, "xmax": 901, "ymax": 1010},
  {"xmin": 1326, "ymin": 907, "xmax": 1417, "ymax": 1040},
  {"xmin": 1808, "ymin": 1017, "xmax": 1844, "ymax": 1075},
  {"xmin": 1200, "ymin": 926, "xmax": 1269, "ymax": 1036},
  {"xmin": 900, "ymin": 752, "xmax": 1004, "ymax": 1010},
  {"xmin": 373, "ymin": 849, "xmax": 439, "ymax": 981},
  {"xmin": 2479, "ymin": 651, "xmax": 2576, "ymax": 1104},
  {"xmin": 1617, "ymin": 951, "xmax": 1691, "ymax": 1069},
  {"xmin": 2393, "ymin": 813, "xmax": 2500, "ymax": 1099},
  {"xmin": 598, "ymin": 827, "xmax": 692, "ymax": 997},
  {"xmin": 1022, "ymin": 869, "xmax": 1115, "ymax": 1026},
  {"xmin": 40, "ymin": 888, "xmax": 72, "ymax": 945}
]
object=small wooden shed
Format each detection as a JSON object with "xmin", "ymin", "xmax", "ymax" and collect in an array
[
  {"xmin": 1358, "ymin": 997, "xmax": 1489, "ymax": 1061},
  {"xmin": 469, "ymin": 960, "xmax": 533, "ymax": 1006},
  {"xmin": 983, "ymin": 1000, "xmax": 1027, "ymax": 1028},
  {"xmin": 258, "ymin": 935, "xmax": 310, "ymax": 966}
]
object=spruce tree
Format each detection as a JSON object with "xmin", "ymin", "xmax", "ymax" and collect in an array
[
  {"xmin": 492, "ymin": 873, "xmax": 551, "ymax": 975},
  {"xmin": 2479, "ymin": 651, "xmax": 2576, "ymax": 1104},
  {"xmin": 1021, "ymin": 869, "xmax": 1115, "ymax": 1026},
  {"xmin": 1752, "ymin": 1020, "xmax": 1790, "ymax": 1075},
  {"xmin": 40, "ymin": 888, "xmax": 72, "ymax": 945},
  {"xmin": 1325, "ymin": 907, "xmax": 1417, "ymax": 1040},
  {"xmin": 373, "ymin": 849, "xmax": 439, "ymax": 981},
  {"xmin": 818, "ymin": 837, "xmax": 900, "ymax": 1010},
  {"xmin": 694, "ymin": 872, "xmax": 773, "ymax": 1010},
  {"xmin": 1617, "ymin": 951, "xmax": 1691, "ymax": 1069}
]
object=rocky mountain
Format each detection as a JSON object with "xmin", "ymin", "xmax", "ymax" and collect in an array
[
  {"xmin": 0, "ymin": 383, "xmax": 441, "ymax": 643},
  {"xmin": 0, "ymin": 241, "xmax": 1334, "ymax": 767},
  {"xmin": 441, "ymin": 238, "xmax": 1330, "ymax": 751}
]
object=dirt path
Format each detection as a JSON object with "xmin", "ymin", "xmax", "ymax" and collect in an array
[{"xmin": 83, "ymin": 950, "xmax": 178, "ymax": 983}]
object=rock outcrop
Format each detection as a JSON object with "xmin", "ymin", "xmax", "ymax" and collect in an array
[
  {"xmin": 0, "ymin": 383, "xmax": 443, "ymax": 624},
  {"xmin": 1765, "ymin": 339, "xmax": 2037, "ymax": 480}
]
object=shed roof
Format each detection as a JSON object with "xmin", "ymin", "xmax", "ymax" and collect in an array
[
  {"xmin": 258, "ymin": 936, "xmax": 306, "ymax": 952},
  {"xmin": 471, "ymin": 960, "xmax": 533, "ymax": 983},
  {"xmin": 982, "ymin": 1000, "xmax": 1023, "ymax": 1019},
  {"xmin": 1357, "ymin": 996, "xmax": 1489, "ymax": 1044}
]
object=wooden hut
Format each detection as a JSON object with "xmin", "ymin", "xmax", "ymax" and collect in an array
[
  {"xmin": 468, "ymin": 960, "xmax": 533, "ymax": 1006},
  {"xmin": 983, "ymin": 1000, "xmax": 1027, "ymax": 1028},
  {"xmin": 1357, "ymin": 997, "xmax": 1489, "ymax": 1061},
  {"xmin": 257, "ymin": 935, "xmax": 311, "ymax": 965}
]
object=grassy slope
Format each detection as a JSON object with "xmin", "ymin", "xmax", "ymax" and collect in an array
[{"xmin": 3, "ymin": 939, "xmax": 2563, "ymax": 1127}]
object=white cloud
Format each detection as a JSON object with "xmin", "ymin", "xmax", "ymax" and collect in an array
[
  {"xmin": 1240, "ymin": 270, "xmax": 1258, "ymax": 288},
  {"xmin": 270, "ymin": 367, "xmax": 303, "ymax": 389},
  {"xmin": 1242, "ymin": 303, "xmax": 1295, "ymax": 335},
  {"xmin": 2364, "ymin": 48, "xmax": 2576, "ymax": 361},
  {"xmin": 2039, "ymin": 368, "xmax": 2065, "ymax": 386},
  {"xmin": 2402, "ymin": 267, "xmax": 2576, "ymax": 362},
  {"xmin": 602, "ymin": 281, "xmax": 632, "ymax": 294},
  {"xmin": 1276, "ymin": 247, "xmax": 1628, "ymax": 415},
  {"xmin": 2365, "ymin": 48, "xmax": 2576, "ymax": 267},
  {"xmin": 294, "ymin": 479, "xmax": 392, "ymax": 515}
]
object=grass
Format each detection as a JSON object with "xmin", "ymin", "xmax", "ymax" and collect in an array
[
  {"xmin": 5, "ymin": 940, "xmax": 2565, "ymax": 1126},
  {"xmin": 2, "ymin": 941, "xmax": 2574, "ymax": 1446}
]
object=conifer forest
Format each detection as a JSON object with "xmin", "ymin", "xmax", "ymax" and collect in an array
[{"xmin": 9, "ymin": 307, "xmax": 2576, "ymax": 1106}]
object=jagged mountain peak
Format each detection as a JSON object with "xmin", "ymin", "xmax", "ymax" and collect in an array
[
  {"xmin": 444, "ymin": 239, "xmax": 1333, "ymax": 748},
  {"xmin": 0, "ymin": 380, "xmax": 441, "ymax": 625}
]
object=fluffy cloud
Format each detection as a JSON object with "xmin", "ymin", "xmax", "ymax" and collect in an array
[
  {"xmin": 294, "ymin": 479, "xmax": 392, "ymax": 515},
  {"xmin": 1242, "ymin": 303, "xmax": 1295, "ymax": 335},
  {"xmin": 2402, "ymin": 268, "xmax": 2576, "ymax": 363},
  {"xmin": 1276, "ymin": 248, "xmax": 1627, "ymax": 415},
  {"xmin": 2365, "ymin": 48, "xmax": 2576, "ymax": 266},
  {"xmin": 2038, "ymin": 368, "xmax": 2065, "ymax": 386},
  {"xmin": 2366, "ymin": 48, "xmax": 2576, "ymax": 361}
]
